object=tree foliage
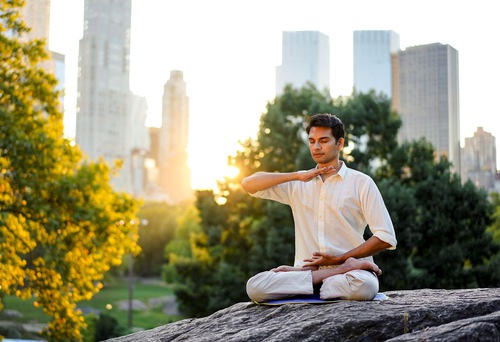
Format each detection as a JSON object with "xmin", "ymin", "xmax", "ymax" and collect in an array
[
  {"xmin": 410, "ymin": 167, "xmax": 497, "ymax": 288},
  {"xmin": 488, "ymin": 192, "xmax": 500, "ymax": 243},
  {"xmin": 163, "ymin": 190, "xmax": 247, "ymax": 317},
  {"xmin": 374, "ymin": 139, "xmax": 499, "ymax": 289},
  {"xmin": 339, "ymin": 90, "xmax": 401, "ymax": 174},
  {"xmin": 0, "ymin": 2, "xmax": 140, "ymax": 340},
  {"xmin": 134, "ymin": 201, "xmax": 181, "ymax": 277}
]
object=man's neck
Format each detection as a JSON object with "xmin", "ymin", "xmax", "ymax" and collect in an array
[
  {"xmin": 318, "ymin": 159, "xmax": 342, "ymax": 170},
  {"xmin": 319, "ymin": 160, "xmax": 342, "ymax": 181}
]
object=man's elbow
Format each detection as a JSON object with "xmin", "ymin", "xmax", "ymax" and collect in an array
[
  {"xmin": 373, "ymin": 235, "xmax": 396, "ymax": 251},
  {"xmin": 241, "ymin": 177, "xmax": 255, "ymax": 194}
]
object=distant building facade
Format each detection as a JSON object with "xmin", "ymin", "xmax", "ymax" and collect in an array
[
  {"xmin": 461, "ymin": 127, "xmax": 497, "ymax": 193},
  {"xmin": 19, "ymin": 0, "xmax": 51, "ymax": 43},
  {"xmin": 76, "ymin": 0, "xmax": 148, "ymax": 195},
  {"xmin": 19, "ymin": 0, "xmax": 65, "ymax": 114},
  {"xmin": 276, "ymin": 31, "xmax": 330, "ymax": 95},
  {"xmin": 393, "ymin": 43, "xmax": 461, "ymax": 173},
  {"xmin": 129, "ymin": 95, "xmax": 150, "ymax": 198},
  {"xmin": 353, "ymin": 30, "xmax": 400, "ymax": 97},
  {"xmin": 157, "ymin": 70, "xmax": 192, "ymax": 203}
]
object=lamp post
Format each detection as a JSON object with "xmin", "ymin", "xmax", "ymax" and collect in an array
[
  {"xmin": 128, "ymin": 147, "xmax": 147, "ymax": 329},
  {"xmin": 127, "ymin": 251, "xmax": 134, "ymax": 329}
]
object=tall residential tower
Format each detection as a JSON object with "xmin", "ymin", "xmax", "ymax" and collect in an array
[
  {"xmin": 276, "ymin": 31, "xmax": 330, "ymax": 95},
  {"xmin": 461, "ymin": 127, "xmax": 497, "ymax": 192},
  {"xmin": 19, "ymin": 0, "xmax": 65, "ymax": 113},
  {"xmin": 19, "ymin": 0, "xmax": 51, "ymax": 43},
  {"xmin": 76, "ymin": 0, "xmax": 148, "ymax": 194},
  {"xmin": 353, "ymin": 30, "xmax": 400, "ymax": 97},
  {"xmin": 158, "ymin": 70, "xmax": 192, "ymax": 203},
  {"xmin": 393, "ymin": 43, "xmax": 461, "ymax": 173}
]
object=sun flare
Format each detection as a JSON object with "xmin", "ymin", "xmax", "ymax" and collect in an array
[{"xmin": 189, "ymin": 161, "xmax": 240, "ymax": 192}]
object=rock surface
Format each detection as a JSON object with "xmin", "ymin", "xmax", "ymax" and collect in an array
[{"xmin": 105, "ymin": 288, "xmax": 500, "ymax": 341}]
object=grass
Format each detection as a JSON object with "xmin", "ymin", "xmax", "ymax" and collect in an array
[
  {"xmin": 79, "ymin": 278, "xmax": 179, "ymax": 329},
  {"xmin": 1, "ymin": 277, "xmax": 182, "ymax": 332},
  {"xmin": 2, "ymin": 295, "xmax": 47, "ymax": 324}
]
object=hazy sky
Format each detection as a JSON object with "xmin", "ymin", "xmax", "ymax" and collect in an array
[{"xmin": 49, "ymin": 0, "xmax": 499, "ymax": 190}]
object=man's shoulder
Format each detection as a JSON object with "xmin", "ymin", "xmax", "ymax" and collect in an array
[
  {"xmin": 344, "ymin": 164, "xmax": 369, "ymax": 177},
  {"xmin": 344, "ymin": 166, "xmax": 375, "ymax": 184}
]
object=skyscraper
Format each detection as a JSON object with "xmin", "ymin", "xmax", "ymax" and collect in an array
[
  {"xmin": 276, "ymin": 31, "xmax": 330, "ymax": 95},
  {"xmin": 158, "ymin": 70, "xmax": 192, "ymax": 203},
  {"xmin": 461, "ymin": 127, "xmax": 497, "ymax": 192},
  {"xmin": 393, "ymin": 43, "xmax": 461, "ymax": 173},
  {"xmin": 353, "ymin": 30, "xmax": 400, "ymax": 97},
  {"xmin": 75, "ymin": 0, "xmax": 138, "ymax": 193},
  {"xmin": 18, "ymin": 0, "xmax": 51, "ymax": 44},
  {"xmin": 19, "ymin": 0, "xmax": 65, "ymax": 114}
]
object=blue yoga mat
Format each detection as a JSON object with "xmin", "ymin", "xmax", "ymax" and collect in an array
[{"xmin": 256, "ymin": 292, "xmax": 389, "ymax": 305}]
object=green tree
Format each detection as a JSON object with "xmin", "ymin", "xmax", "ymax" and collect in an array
[
  {"xmin": 373, "ymin": 139, "xmax": 437, "ymax": 290},
  {"xmin": 339, "ymin": 90, "xmax": 401, "ymax": 174},
  {"xmin": 0, "ymin": 2, "xmax": 140, "ymax": 340},
  {"xmin": 94, "ymin": 313, "xmax": 125, "ymax": 341},
  {"xmin": 135, "ymin": 201, "xmax": 179, "ymax": 277},
  {"xmin": 376, "ymin": 139, "xmax": 500, "ymax": 289},
  {"xmin": 488, "ymin": 192, "xmax": 500, "ymax": 243},
  {"xmin": 485, "ymin": 192, "xmax": 500, "ymax": 284},
  {"xmin": 164, "ymin": 190, "xmax": 247, "ymax": 317},
  {"xmin": 161, "ymin": 201, "xmax": 204, "ymax": 317},
  {"xmin": 411, "ymin": 160, "xmax": 498, "ymax": 288},
  {"xmin": 370, "ymin": 178, "xmax": 417, "ymax": 291},
  {"xmin": 163, "ymin": 203, "xmax": 201, "ymax": 260}
]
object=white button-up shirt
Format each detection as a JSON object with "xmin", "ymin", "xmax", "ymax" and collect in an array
[{"xmin": 251, "ymin": 162, "xmax": 397, "ymax": 267}]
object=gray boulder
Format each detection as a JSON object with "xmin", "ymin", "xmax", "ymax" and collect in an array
[{"xmin": 106, "ymin": 288, "xmax": 500, "ymax": 341}]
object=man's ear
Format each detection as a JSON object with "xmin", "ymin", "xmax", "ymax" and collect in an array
[{"xmin": 337, "ymin": 137, "xmax": 345, "ymax": 148}]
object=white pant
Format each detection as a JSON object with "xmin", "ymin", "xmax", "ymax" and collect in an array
[{"xmin": 246, "ymin": 269, "xmax": 379, "ymax": 303}]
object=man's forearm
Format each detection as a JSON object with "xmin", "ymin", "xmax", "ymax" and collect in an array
[
  {"xmin": 241, "ymin": 171, "xmax": 298, "ymax": 194},
  {"xmin": 339, "ymin": 236, "xmax": 392, "ymax": 262}
]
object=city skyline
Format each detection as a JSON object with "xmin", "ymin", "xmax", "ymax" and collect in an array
[{"xmin": 48, "ymin": 0, "xmax": 500, "ymax": 190}]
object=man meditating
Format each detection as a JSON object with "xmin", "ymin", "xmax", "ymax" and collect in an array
[{"xmin": 241, "ymin": 113, "xmax": 397, "ymax": 303}]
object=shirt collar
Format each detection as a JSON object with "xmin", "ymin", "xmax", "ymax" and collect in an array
[
  {"xmin": 337, "ymin": 161, "xmax": 348, "ymax": 179},
  {"xmin": 314, "ymin": 161, "xmax": 348, "ymax": 180}
]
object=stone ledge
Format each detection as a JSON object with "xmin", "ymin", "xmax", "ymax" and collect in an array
[{"xmin": 105, "ymin": 288, "xmax": 500, "ymax": 341}]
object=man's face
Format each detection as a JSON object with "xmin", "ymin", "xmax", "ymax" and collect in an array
[{"xmin": 308, "ymin": 126, "xmax": 343, "ymax": 165}]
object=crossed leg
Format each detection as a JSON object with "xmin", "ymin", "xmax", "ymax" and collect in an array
[{"xmin": 246, "ymin": 257, "xmax": 381, "ymax": 302}]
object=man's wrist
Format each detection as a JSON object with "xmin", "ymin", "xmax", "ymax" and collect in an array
[{"xmin": 337, "ymin": 254, "xmax": 349, "ymax": 264}]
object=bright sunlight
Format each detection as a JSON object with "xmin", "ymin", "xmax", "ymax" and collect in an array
[{"xmin": 189, "ymin": 155, "xmax": 240, "ymax": 191}]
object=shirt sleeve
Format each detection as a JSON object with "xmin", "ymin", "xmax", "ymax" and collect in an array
[
  {"xmin": 361, "ymin": 178, "xmax": 397, "ymax": 250},
  {"xmin": 249, "ymin": 183, "xmax": 293, "ymax": 206}
]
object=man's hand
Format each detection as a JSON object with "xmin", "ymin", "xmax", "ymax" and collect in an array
[
  {"xmin": 297, "ymin": 166, "xmax": 336, "ymax": 182},
  {"xmin": 271, "ymin": 265, "xmax": 302, "ymax": 272},
  {"xmin": 302, "ymin": 252, "xmax": 343, "ymax": 268}
]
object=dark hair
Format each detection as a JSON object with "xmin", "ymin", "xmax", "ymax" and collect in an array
[{"xmin": 305, "ymin": 113, "xmax": 344, "ymax": 141}]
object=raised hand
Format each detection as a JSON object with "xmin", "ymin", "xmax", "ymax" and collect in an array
[{"xmin": 297, "ymin": 166, "xmax": 336, "ymax": 182}]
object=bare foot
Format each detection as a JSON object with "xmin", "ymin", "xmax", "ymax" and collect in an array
[
  {"xmin": 311, "ymin": 257, "xmax": 382, "ymax": 285},
  {"xmin": 342, "ymin": 257, "xmax": 382, "ymax": 276}
]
